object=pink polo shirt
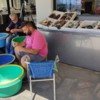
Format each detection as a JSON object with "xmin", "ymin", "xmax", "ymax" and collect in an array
[{"xmin": 24, "ymin": 30, "xmax": 48, "ymax": 57}]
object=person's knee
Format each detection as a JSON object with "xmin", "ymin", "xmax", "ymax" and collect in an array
[
  {"xmin": 21, "ymin": 55, "xmax": 30, "ymax": 63},
  {"xmin": 21, "ymin": 57, "xmax": 25, "ymax": 65},
  {"xmin": 21, "ymin": 55, "xmax": 27, "ymax": 69},
  {"xmin": 21, "ymin": 55, "xmax": 30, "ymax": 69}
]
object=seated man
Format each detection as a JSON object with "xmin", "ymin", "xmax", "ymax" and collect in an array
[
  {"xmin": 5, "ymin": 13, "xmax": 25, "ymax": 54},
  {"xmin": 13, "ymin": 21, "xmax": 48, "ymax": 70}
]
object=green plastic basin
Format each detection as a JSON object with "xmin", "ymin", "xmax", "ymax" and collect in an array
[
  {"xmin": 0, "ymin": 64, "xmax": 24, "ymax": 97},
  {"xmin": 12, "ymin": 36, "xmax": 25, "ymax": 44}
]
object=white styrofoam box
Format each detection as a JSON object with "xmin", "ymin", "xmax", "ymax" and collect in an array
[
  {"xmin": 63, "ymin": 20, "xmax": 81, "ymax": 29},
  {"xmin": 37, "ymin": 23, "xmax": 43, "ymax": 29},
  {"xmin": 60, "ymin": 12, "xmax": 77, "ymax": 21},
  {"xmin": 78, "ymin": 20, "xmax": 98, "ymax": 29},
  {"xmin": 48, "ymin": 10, "xmax": 65, "ymax": 20},
  {"xmin": 49, "ymin": 26, "xmax": 58, "ymax": 31},
  {"xmin": 37, "ymin": 10, "xmax": 78, "ymax": 31},
  {"xmin": 94, "ymin": 21, "xmax": 100, "ymax": 29},
  {"xmin": 37, "ymin": 18, "xmax": 57, "ymax": 29},
  {"xmin": 51, "ymin": 20, "xmax": 67, "ymax": 29}
]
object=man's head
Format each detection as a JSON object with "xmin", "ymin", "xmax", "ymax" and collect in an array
[
  {"xmin": 9, "ymin": 13, "xmax": 18, "ymax": 23},
  {"xmin": 21, "ymin": 21, "xmax": 37, "ymax": 36}
]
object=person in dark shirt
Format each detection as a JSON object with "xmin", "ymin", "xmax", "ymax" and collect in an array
[{"xmin": 5, "ymin": 13, "xmax": 25, "ymax": 54}]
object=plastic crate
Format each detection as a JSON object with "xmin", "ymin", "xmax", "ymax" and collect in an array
[{"xmin": 28, "ymin": 61, "xmax": 55, "ymax": 78}]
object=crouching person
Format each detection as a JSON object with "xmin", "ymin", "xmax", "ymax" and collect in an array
[{"xmin": 13, "ymin": 21, "xmax": 48, "ymax": 70}]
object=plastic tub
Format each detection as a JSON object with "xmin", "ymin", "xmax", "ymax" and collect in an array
[
  {"xmin": 0, "ymin": 54, "xmax": 15, "ymax": 66},
  {"xmin": 0, "ymin": 64, "xmax": 24, "ymax": 97},
  {"xmin": 12, "ymin": 36, "xmax": 26, "ymax": 44},
  {"xmin": 0, "ymin": 33, "xmax": 8, "ymax": 48}
]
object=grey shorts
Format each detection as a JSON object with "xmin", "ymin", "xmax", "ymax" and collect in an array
[{"xmin": 20, "ymin": 52, "xmax": 45, "ymax": 62}]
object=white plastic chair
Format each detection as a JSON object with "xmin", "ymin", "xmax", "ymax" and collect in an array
[{"xmin": 25, "ymin": 59, "xmax": 58, "ymax": 100}]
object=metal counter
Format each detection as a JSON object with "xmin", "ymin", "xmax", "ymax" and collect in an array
[{"xmin": 40, "ymin": 29, "xmax": 100, "ymax": 71}]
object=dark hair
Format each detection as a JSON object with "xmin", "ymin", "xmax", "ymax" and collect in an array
[{"xmin": 21, "ymin": 21, "xmax": 37, "ymax": 29}]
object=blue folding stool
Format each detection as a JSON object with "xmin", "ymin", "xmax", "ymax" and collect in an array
[{"xmin": 26, "ymin": 61, "xmax": 57, "ymax": 100}]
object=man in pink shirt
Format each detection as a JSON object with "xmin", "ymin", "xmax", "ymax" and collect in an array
[{"xmin": 13, "ymin": 21, "xmax": 48, "ymax": 70}]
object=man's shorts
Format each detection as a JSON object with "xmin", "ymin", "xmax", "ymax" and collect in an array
[{"xmin": 20, "ymin": 52, "xmax": 45, "ymax": 62}]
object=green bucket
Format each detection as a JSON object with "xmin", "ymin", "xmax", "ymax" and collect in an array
[
  {"xmin": 0, "ymin": 64, "xmax": 24, "ymax": 97},
  {"xmin": 12, "ymin": 36, "xmax": 26, "ymax": 44}
]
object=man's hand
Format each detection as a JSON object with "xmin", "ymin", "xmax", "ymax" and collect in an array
[
  {"xmin": 10, "ymin": 29, "xmax": 18, "ymax": 33},
  {"xmin": 6, "ymin": 27, "xmax": 10, "ymax": 32},
  {"xmin": 15, "ymin": 46, "xmax": 25, "ymax": 52},
  {"xmin": 12, "ymin": 42, "xmax": 19, "ymax": 47}
]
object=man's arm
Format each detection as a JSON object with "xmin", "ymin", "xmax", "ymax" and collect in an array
[
  {"xmin": 6, "ymin": 22, "xmax": 14, "ymax": 32},
  {"xmin": 15, "ymin": 46, "xmax": 39, "ymax": 54},
  {"xmin": 6, "ymin": 27, "xmax": 10, "ymax": 32},
  {"xmin": 10, "ymin": 28, "xmax": 23, "ymax": 33},
  {"xmin": 22, "ymin": 48, "xmax": 39, "ymax": 54},
  {"xmin": 12, "ymin": 42, "xmax": 25, "ymax": 47}
]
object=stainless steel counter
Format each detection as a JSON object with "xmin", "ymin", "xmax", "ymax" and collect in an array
[{"xmin": 40, "ymin": 29, "xmax": 100, "ymax": 71}]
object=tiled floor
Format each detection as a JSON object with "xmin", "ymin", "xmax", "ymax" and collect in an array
[{"xmin": 0, "ymin": 63, "xmax": 100, "ymax": 100}]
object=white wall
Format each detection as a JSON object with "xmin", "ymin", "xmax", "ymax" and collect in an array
[
  {"xmin": 28, "ymin": 0, "xmax": 35, "ymax": 4},
  {"xmin": 0, "ymin": 0, "xmax": 21, "ymax": 10},
  {"xmin": 13, "ymin": 0, "xmax": 21, "ymax": 9},
  {"xmin": 36, "ymin": 0, "xmax": 53, "ymax": 23},
  {"xmin": 0, "ymin": 0, "xmax": 7, "ymax": 10}
]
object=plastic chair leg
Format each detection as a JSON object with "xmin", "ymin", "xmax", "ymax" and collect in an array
[
  {"xmin": 53, "ymin": 74, "xmax": 56, "ymax": 100},
  {"xmin": 29, "ymin": 76, "xmax": 33, "ymax": 100}
]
